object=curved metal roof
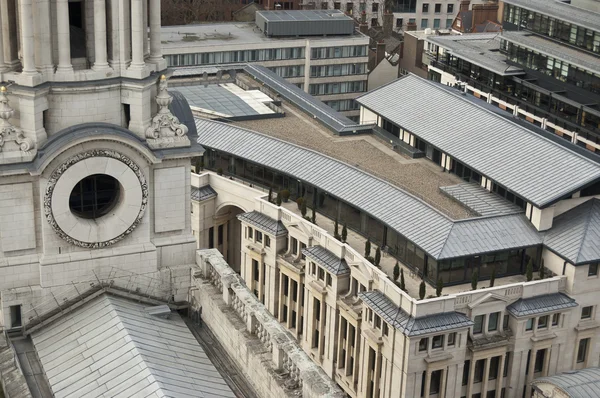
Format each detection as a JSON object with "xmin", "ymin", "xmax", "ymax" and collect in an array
[
  {"xmin": 196, "ymin": 118, "xmax": 542, "ymax": 260},
  {"xmin": 532, "ymin": 367, "xmax": 600, "ymax": 398}
]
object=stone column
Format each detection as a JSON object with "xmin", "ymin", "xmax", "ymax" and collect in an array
[
  {"xmin": 286, "ymin": 277, "xmax": 292, "ymax": 328},
  {"xmin": 525, "ymin": 349, "xmax": 537, "ymax": 398},
  {"xmin": 129, "ymin": 0, "xmax": 145, "ymax": 69},
  {"xmin": 56, "ymin": 0, "xmax": 72, "ymax": 72},
  {"xmin": 440, "ymin": 367, "xmax": 448, "ymax": 398},
  {"xmin": 34, "ymin": 0, "xmax": 53, "ymax": 74},
  {"xmin": 19, "ymin": 0, "xmax": 37, "ymax": 75},
  {"xmin": 0, "ymin": 5, "xmax": 6, "ymax": 72},
  {"xmin": 496, "ymin": 353, "xmax": 506, "ymax": 394},
  {"xmin": 466, "ymin": 358, "xmax": 476, "ymax": 398},
  {"xmin": 278, "ymin": 273, "xmax": 284, "ymax": 322},
  {"xmin": 481, "ymin": 358, "xmax": 491, "ymax": 396},
  {"xmin": 148, "ymin": 0, "xmax": 162, "ymax": 62},
  {"xmin": 92, "ymin": 0, "xmax": 109, "ymax": 70},
  {"xmin": 423, "ymin": 369, "xmax": 432, "ymax": 397}
]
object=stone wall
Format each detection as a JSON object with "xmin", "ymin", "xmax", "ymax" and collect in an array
[{"xmin": 191, "ymin": 249, "xmax": 345, "ymax": 398}]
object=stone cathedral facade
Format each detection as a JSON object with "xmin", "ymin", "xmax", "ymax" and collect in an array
[{"xmin": 0, "ymin": 0, "xmax": 200, "ymax": 329}]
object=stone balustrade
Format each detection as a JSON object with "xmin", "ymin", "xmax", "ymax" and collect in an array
[{"xmin": 195, "ymin": 249, "xmax": 345, "ymax": 398}]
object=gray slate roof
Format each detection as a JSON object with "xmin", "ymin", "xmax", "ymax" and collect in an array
[
  {"xmin": 31, "ymin": 295, "xmax": 235, "ymax": 398},
  {"xmin": 196, "ymin": 118, "xmax": 543, "ymax": 260},
  {"xmin": 501, "ymin": 31, "xmax": 600, "ymax": 76},
  {"xmin": 191, "ymin": 185, "xmax": 217, "ymax": 202},
  {"xmin": 426, "ymin": 34, "xmax": 525, "ymax": 76},
  {"xmin": 302, "ymin": 246, "xmax": 349, "ymax": 275},
  {"xmin": 544, "ymin": 199, "xmax": 600, "ymax": 265},
  {"xmin": 237, "ymin": 211, "xmax": 288, "ymax": 237},
  {"xmin": 356, "ymin": 74, "xmax": 600, "ymax": 208},
  {"xmin": 439, "ymin": 182, "xmax": 524, "ymax": 217},
  {"xmin": 532, "ymin": 367, "xmax": 600, "ymax": 398},
  {"xmin": 359, "ymin": 291, "xmax": 473, "ymax": 336},
  {"xmin": 506, "ymin": 293, "xmax": 577, "ymax": 317},
  {"xmin": 502, "ymin": 0, "xmax": 600, "ymax": 32},
  {"xmin": 243, "ymin": 64, "xmax": 372, "ymax": 135}
]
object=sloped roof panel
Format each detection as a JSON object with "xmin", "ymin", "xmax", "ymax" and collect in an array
[
  {"xmin": 237, "ymin": 211, "xmax": 288, "ymax": 237},
  {"xmin": 543, "ymin": 199, "xmax": 600, "ymax": 265},
  {"xmin": 302, "ymin": 246, "xmax": 350, "ymax": 275},
  {"xmin": 506, "ymin": 293, "xmax": 577, "ymax": 317},
  {"xmin": 191, "ymin": 185, "xmax": 217, "ymax": 202},
  {"xmin": 532, "ymin": 367, "xmax": 600, "ymax": 397},
  {"xmin": 356, "ymin": 75, "xmax": 600, "ymax": 208},
  {"xmin": 502, "ymin": 0, "xmax": 600, "ymax": 32},
  {"xmin": 31, "ymin": 295, "xmax": 235, "ymax": 398}
]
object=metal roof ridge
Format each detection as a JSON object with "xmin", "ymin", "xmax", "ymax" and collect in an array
[{"xmin": 575, "ymin": 198, "xmax": 600, "ymax": 264}]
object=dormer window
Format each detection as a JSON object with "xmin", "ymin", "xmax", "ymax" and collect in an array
[
  {"xmin": 473, "ymin": 315, "xmax": 484, "ymax": 334},
  {"xmin": 488, "ymin": 312, "xmax": 499, "ymax": 332}
]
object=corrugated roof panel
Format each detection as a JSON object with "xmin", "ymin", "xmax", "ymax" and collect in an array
[
  {"xmin": 506, "ymin": 293, "xmax": 577, "ymax": 317},
  {"xmin": 303, "ymin": 246, "xmax": 350, "ymax": 275},
  {"xmin": 532, "ymin": 367, "xmax": 600, "ymax": 397},
  {"xmin": 356, "ymin": 75, "xmax": 600, "ymax": 208},
  {"xmin": 237, "ymin": 211, "xmax": 288, "ymax": 237}
]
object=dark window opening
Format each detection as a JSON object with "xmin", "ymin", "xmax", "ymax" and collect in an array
[
  {"xmin": 208, "ymin": 227, "xmax": 214, "ymax": 248},
  {"xmin": 10, "ymin": 305, "xmax": 21, "ymax": 328},
  {"xmin": 69, "ymin": 174, "xmax": 120, "ymax": 219}
]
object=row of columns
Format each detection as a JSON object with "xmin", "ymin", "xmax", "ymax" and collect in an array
[
  {"xmin": 466, "ymin": 352, "xmax": 508, "ymax": 398},
  {"xmin": 0, "ymin": 0, "xmax": 163, "ymax": 75}
]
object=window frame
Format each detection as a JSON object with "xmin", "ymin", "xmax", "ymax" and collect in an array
[
  {"xmin": 419, "ymin": 337, "xmax": 429, "ymax": 351},
  {"xmin": 432, "ymin": 334, "xmax": 444, "ymax": 349},
  {"xmin": 581, "ymin": 306, "xmax": 593, "ymax": 320},
  {"xmin": 537, "ymin": 315, "xmax": 548, "ymax": 329},
  {"xmin": 488, "ymin": 312, "xmax": 499, "ymax": 332},
  {"xmin": 447, "ymin": 332, "xmax": 456, "ymax": 346},
  {"xmin": 525, "ymin": 318, "xmax": 534, "ymax": 331},
  {"xmin": 589, "ymin": 263, "xmax": 598, "ymax": 276},
  {"xmin": 473, "ymin": 315, "xmax": 484, "ymax": 334},
  {"xmin": 577, "ymin": 338, "xmax": 589, "ymax": 363}
]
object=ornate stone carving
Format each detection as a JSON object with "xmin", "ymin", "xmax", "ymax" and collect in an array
[
  {"xmin": 0, "ymin": 86, "xmax": 34, "ymax": 153},
  {"xmin": 145, "ymin": 75, "xmax": 190, "ymax": 149},
  {"xmin": 44, "ymin": 149, "xmax": 148, "ymax": 249}
]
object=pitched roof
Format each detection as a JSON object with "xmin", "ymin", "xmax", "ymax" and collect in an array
[
  {"xmin": 302, "ymin": 246, "xmax": 349, "ymax": 275},
  {"xmin": 543, "ymin": 199, "xmax": 600, "ymax": 265},
  {"xmin": 506, "ymin": 293, "xmax": 577, "ymax": 317},
  {"xmin": 31, "ymin": 295, "xmax": 235, "ymax": 398},
  {"xmin": 237, "ymin": 211, "xmax": 288, "ymax": 237},
  {"xmin": 532, "ymin": 367, "xmax": 600, "ymax": 398},
  {"xmin": 191, "ymin": 185, "xmax": 217, "ymax": 202},
  {"xmin": 356, "ymin": 74, "xmax": 600, "ymax": 208},
  {"xmin": 502, "ymin": 0, "xmax": 600, "ymax": 32},
  {"xmin": 360, "ymin": 291, "xmax": 473, "ymax": 336},
  {"xmin": 196, "ymin": 118, "xmax": 543, "ymax": 260}
]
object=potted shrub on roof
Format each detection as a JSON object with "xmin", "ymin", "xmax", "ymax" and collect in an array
[{"xmin": 280, "ymin": 189, "xmax": 290, "ymax": 203}]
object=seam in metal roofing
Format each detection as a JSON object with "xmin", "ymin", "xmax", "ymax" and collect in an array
[
  {"xmin": 506, "ymin": 293, "xmax": 577, "ymax": 317},
  {"xmin": 31, "ymin": 295, "xmax": 236, "ymax": 398},
  {"xmin": 302, "ymin": 246, "xmax": 349, "ymax": 275},
  {"xmin": 359, "ymin": 291, "xmax": 473, "ymax": 336},
  {"xmin": 243, "ymin": 64, "xmax": 372, "ymax": 135},
  {"xmin": 196, "ymin": 118, "xmax": 542, "ymax": 260},
  {"xmin": 191, "ymin": 185, "xmax": 217, "ymax": 202},
  {"xmin": 237, "ymin": 211, "xmax": 288, "ymax": 237},
  {"xmin": 502, "ymin": 0, "xmax": 600, "ymax": 32},
  {"xmin": 532, "ymin": 367, "xmax": 600, "ymax": 398},
  {"xmin": 356, "ymin": 74, "xmax": 600, "ymax": 208},
  {"xmin": 543, "ymin": 199, "xmax": 600, "ymax": 265}
]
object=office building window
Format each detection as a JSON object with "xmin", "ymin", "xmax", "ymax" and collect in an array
[
  {"xmin": 396, "ymin": 18, "xmax": 403, "ymax": 28},
  {"xmin": 372, "ymin": 2, "xmax": 379, "ymax": 12},
  {"xmin": 577, "ymin": 338, "xmax": 589, "ymax": 363},
  {"xmin": 419, "ymin": 338, "xmax": 429, "ymax": 351},
  {"xmin": 421, "ymin": 18, "xmax": 429, "ymax": 29},
  {"xmin": 489, "ymin": 356, "xmax": 500, "ymax": 380},
  {"xmin": 434, "ymin": 3, "xmax": 441, "ymax": 12},
  {"xmin": 488, "ymin": 312, "xmax": 499, "ymax": 331},
  {"xmin": 432, "ymin": 335, "xmax": 444, "ymax": 349},
  {"xmin": 422, "ymin": 3, "xmax": 429, "ymax": 12},
  {"xmin": 430, "ymin": 369, "xmax": 442, "ymax": 394},
  {"xmin": 552, "ymin": 313, "xmax": 560, "ymax": 326},
  {"xmin": 589, "ymin": 263, "xmax": 598, "ymax": 276},
  {"xmin": 433, "ymin": 18, "xmax": 440, "ymax": 28},
  {"xmin": 247, "ymin": 227, "xmax": 253, "ymax": 239},
  {"xmin": 473, "ymin": 315, "xmax": 484, "ymax": 334},
  {"xmin": 446, "ymin": 18, "xmax": 453, "ymax": 28},
  {"xmin": 526, "ymin": 318, "xmax": 534, "ymax": 331},
  {"xmin": 462, "ymin": 360, "xmax": 470, "ymax": 385},
  {"xmin": 537, "ymin": 315, "xmax": 548, "ymax": 329},
  {"xmin": 503, "ymin": 315, "xmax": 509, "ymax": 330},
  {"xmin": 265, "ymin": 235, "xmax": 270, "ymax": 247},
  {"xmin": 474, "ymin": 359, "xmax": 484, "ymax": 383},
  {"xmin": 447, "ymin": 3, "xmax": 453, "ymax": 12},
  {"xmin": 256, "ymin": 231, "xmax": 263, "ymax": 243},
  {"xmin": 582, "ymin": 306, "xmax": 593, "ymax": 319}
]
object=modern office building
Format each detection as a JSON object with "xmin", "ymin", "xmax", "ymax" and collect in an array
[
  {"xmin": 423, "ymin": 0, "xmax": 600, "ymax": 152},
  {"xmin": 162, "ymin": 10, "xmax": 370, "ymax": 119},
  {"xmin": 185, "ymin": 67, "xmax": 600, "ymax": 398}
]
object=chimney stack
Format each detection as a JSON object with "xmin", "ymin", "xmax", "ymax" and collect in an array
[
  {"xmin": 460, "ymin": 0, "xmax": 470, "ymax": 12},
  {"xmin": 376, "ymin": 40, "xmax": 386, "ymax": 65},
  {"xmin": 383, "ymin": 11, "xmax": 393, "ymax": 37}
]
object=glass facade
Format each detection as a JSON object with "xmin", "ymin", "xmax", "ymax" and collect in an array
[
  {"xmin": 165, "ymin": 47, "xmax": 305, "ymax": 67},
  {"xmin": 310, "ymin": 63, "xmax": 367, "ymax": 77},
  {"xmin": 322, "ymin": 99, "xmax": 360, "ymax": 112},
  {"xmin": 310, "ymin": 45, "xmax": 368, "ymax": 59},
  {"xmin": 503, "ymin": 4, "xmax": 600, "ymax": 54},
  {"xmin": 267, "ymin": 65, "xmax": 305, "ymax": 78},
  {"xmin": 201, "ymin": 149, "xmax": 539, "ymax": 286},
  {"xmin": 309, "ymin": 81, "xmax": 366, "ymax": 95}
]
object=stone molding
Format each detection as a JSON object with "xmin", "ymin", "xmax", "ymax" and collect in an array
[
  {"xmin": 0, "ymin": 86, "xmax": 35, "ymax": 164},
  {"xmin": 44, "ymin": 149, "xmax": 148, "ymax": 248}
]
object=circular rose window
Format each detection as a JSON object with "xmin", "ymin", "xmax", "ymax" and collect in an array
[{"xmin": 44, "ymin": 149, "xmax": 148, "ymax": 248}]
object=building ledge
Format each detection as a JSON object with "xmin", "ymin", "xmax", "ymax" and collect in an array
[
  {"xmin": 309, "ymin": 280, "xmax": 327, "ymax": 296},
  {"xmin": 469, "ymin": 330, "xmax": 512, "ymax": 351},
  {"xmin": 362, "ymin": 327, "xmax": 383, "ymax": 346},
  {"xmin": 575, "ymin": 320, "xmax": 600, "ymax": 332},
  {"xmin": 246, "ymin": 242, "xmax": 265, "ymax": 255},
  {"xmin": 424, "ymin": 352, "xmax": 453, "ymax": 364},
  {"xmin": 531, "ymin": 332, "xmax": 557, "ymax": 342}
]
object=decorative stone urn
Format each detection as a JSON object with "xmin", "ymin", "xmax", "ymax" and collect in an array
[{"xmin": 145, "ymin": 75, "xmax": 190, "ymax": 149}]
